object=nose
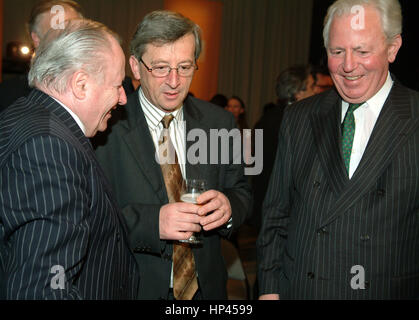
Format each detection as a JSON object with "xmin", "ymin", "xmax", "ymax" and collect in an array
[
  {"xmin": 118, "ymin": 86, "xmax": 127, "ymax": 105},
  {"xmin": 343, "ymin": 51, "xmax": 356, "ymax": 73},
  {"xmin": 166, "ymin": 68, "xmax": 180, "ymax": 88}
]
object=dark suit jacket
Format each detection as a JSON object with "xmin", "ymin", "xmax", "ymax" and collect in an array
[
  {"xmin": 0, "ymin": 90, "xmax": 139, "ymax": 299},
  {"xmin": 250, "ymin": 104, "xmax": 285, "ymax": 231},
  {"xmin": 257, "ymin": 81, "xmax": 419, "ymax": 299},
  {"xmin": 93, "ymin": 90, "xmax": 252, "ymax": 299}
]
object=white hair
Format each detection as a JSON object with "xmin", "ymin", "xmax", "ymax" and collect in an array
[
  {"xmin": 28, "ymin": 19, "xmax": 120, "ymax": 94},
  {"xmin": 323, "ymin": 0, "xmax": 402, "ymax": 48}
]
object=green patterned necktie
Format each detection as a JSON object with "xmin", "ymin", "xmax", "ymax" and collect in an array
[{"xmin": 341, "ymin": 103, "xmax": 363, "ymax": 174}]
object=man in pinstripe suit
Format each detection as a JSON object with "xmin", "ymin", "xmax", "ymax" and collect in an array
[
  {"xmin": 258, "ymin": 0, "xmax": 419, "ymax": 299},
  {"xmin": 0, "ymin": 19, "xmax": 139, "ymax": 299}
]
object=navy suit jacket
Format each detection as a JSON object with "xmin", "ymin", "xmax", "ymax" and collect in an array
[
  {"xmin": 0, "ymin": 89, "xmax": 139, "ymax": 299},
  {"xmin": 257, "ymin": 81, "xmax": 419, "ymax": 299}
]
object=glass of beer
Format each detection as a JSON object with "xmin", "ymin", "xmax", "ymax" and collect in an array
[{"xmin": 179, "ymin": 179, "xmax": 207, "ymax": 245}]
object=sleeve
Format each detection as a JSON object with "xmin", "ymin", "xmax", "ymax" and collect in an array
[
  {"xmin": 256, "ymin": 111, "xmax": 293, "ymax": 295},
  {"xmin": 218, "ymin": 114, "xmax": 253, "ymax": 238},
  {"xmin": 121, "ymin": 203, "xmax": 166, "ymax": 255},
  {"xmin": 0, "ymin": 135, "xmax": 91, "ymax": 300}
]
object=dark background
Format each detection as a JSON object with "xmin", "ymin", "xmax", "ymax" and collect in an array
[{"xmin": 309, "ymin": 0, "xmax": 419, "ymax": 91}]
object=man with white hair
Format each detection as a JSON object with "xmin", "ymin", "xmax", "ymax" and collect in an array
[
  {"xmin": 0, "ymin": 19, "xmax": 138, "ymax": 299},
  {"xmin": 257, "ymin": 0, "xmax": 419, "ymax": 299}
]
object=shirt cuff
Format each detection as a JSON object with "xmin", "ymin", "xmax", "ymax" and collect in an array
[{"xmin": 226, "ymin": 217, "xmax": 233, "ymax": 229}]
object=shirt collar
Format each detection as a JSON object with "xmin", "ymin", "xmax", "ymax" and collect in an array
[
  {"xmin": 365, "ymin": 72, "xmax": 393, "ymax": 115},
  {"xmin": 51, "ymin": 97, "xmax": 86, "ymax": 135},
  {"xmin": 342, "ymin": 72, "xmax": 393, "ymax": 120},
  {"xmin": 139, "ymin": 87, "xmax": 183, "ymax": 129}
]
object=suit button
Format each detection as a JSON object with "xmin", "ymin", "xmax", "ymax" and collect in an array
[
  {"xmin": 317, "ymin": 227, "xmax": 328, "ymax": 235},
  {"xmin": 307, "ymin": 272, "xmax": 315, "ymax": 279},
  {"xmin": 116, "ymin": 232, "xmax": 121, "ymax": 242},
  {"xmin": 377, "ymin": 189, "xmax": 385, "ymax": 196},
  {"xmin": 313, "ymin": 181, "xmax": 321, "ymax": 188},
  {"xmin": 364, "ymin": 280, "xmax": 370, "ymax": 289},
  {"xmin": 360, "ymin": 235, "xmax": 370, "ymax": 242}
]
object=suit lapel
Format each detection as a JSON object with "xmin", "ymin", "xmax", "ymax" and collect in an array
[
  {"xmin": 183, "ymin": 97, "xmax": 212, "ymax": 181},
  {"xmin": 320, "ymin": 81, "xmax": 419, "ymax": 227},
  {"xmin": 29, "ymin": 89, "xmax": 91, "ymax": 151},
  {"xmin": 29, "ymin": 90, "xmax": 132, "ymax": 236},
  {"xmin": 122, "ymin": 92, "xmax": 167, "ymax": 203},
  {"xmin": 310, "ymin": 90, "xmax": 348, "ymax": 196}
]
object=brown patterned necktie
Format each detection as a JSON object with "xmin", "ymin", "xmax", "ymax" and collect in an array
[{"xmin": 159, "ymin": 115, "xmax": 198, "ymax": 300}]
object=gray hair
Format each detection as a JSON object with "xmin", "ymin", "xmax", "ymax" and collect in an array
[
  {"xmin": 323, "ymin": 0, "xmax": 402, "ymax": 48},
  {"xmin": 28, "ymin": 19, "xmax": 120, "ymax": 94},
  {"xmin": 130, "ymin": 10, "xmax": 202, "ymax": 61},
  {"xmin": 276, "ymin": 65, "xmax": 312, "ymax": 105}
]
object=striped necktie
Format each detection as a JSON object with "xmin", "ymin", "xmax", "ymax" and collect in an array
[{"xmin": 159, "ymin": 115, "xmax": 198, "ymax": 300}]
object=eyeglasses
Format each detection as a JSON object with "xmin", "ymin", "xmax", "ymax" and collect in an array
[{"xmin": 140, "ymin": 58, "xmax": 198, "ymax": 78}]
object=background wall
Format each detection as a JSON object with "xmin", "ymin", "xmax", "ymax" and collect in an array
[
  {"xmin": 164, "ymin": 0, "xmax": 223, "ymax": 101},
  {"xmin": 218, "ymin": 0, "xmax": 313, "ymax": 126},
  {"xmin": 3, "ymin": 0, "xmax": 416, "ymax": 127},
  {"xmin": 2, "ymin": 0, "xmax": 163, "ymax": 74}
]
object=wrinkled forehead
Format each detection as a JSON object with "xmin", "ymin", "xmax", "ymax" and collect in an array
[
  {"xmin": 142, "ymin": 34, "xmax": 196, "ymax": 61},
  {"xmin": 331, "ymin": 5, "xmax": 384, "ymax": 35}
]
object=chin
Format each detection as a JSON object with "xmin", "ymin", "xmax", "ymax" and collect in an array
[{"xmin": 337, "ymin": 87, "xmax": 368, "ymax": 102}]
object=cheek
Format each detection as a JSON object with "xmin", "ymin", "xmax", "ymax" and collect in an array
[{"xmin": 327, "ymin": 56, "xmax": 340, "ymax": 74}]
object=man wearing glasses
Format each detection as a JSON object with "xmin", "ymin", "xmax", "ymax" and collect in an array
[{"xmin": 94, "ymin": 10, "xmax": 251, "ymax": 300}]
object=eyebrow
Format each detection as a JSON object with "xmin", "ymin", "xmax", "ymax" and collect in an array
[{"xmin": 150, "ymin": 59, "xmax": 194, "ymax": 65}]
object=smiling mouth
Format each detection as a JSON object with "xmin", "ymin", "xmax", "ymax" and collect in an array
[{"xmin": 343, "ymin": 75, "xmax": 363, "ymax": 81}]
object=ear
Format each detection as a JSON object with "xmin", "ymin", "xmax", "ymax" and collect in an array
[
  {"xmin": 387, "ymin": 34, "xmax": 402, "ymax": 63},
  {"xmin": 70, "ymin": 70, "xmax": 89, "ymax": 100},
  {"xmin": 129, "ymin": 56, "xmax": 141, "ymax": 80},
  {"xmin": 31, "ymin": 32, "xmax": 41, "ymax": 48}
]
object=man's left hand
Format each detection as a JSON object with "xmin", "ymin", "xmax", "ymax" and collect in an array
[{"xmin": 196, "ymin": 190, "xmax": 232, "ymax": 231}]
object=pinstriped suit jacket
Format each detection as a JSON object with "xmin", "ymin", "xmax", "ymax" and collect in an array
[
  {"xmin": 257, "ymin": 81, "xmax": 419, "ymax": 299},
  {"xmin": 0, "ymin": 90, "xmax": 139, "ymax": 299}
]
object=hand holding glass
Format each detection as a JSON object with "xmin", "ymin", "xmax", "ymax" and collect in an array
[{"xmin": 179, "ymin": 179, "xmax": 207, "ymax": 244}]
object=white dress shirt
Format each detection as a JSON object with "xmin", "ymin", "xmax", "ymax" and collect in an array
[
  {"xmin": 139, "ymin": 88, "xmax": 187, "ymax": 288},
  {"xmin": 51, "ymin": 97, "xmax": 86, "ymax": 135},
  {"xmin": 139, "ymin": 88, "xmax": 186, "ymax": 178},
  {"xmin": 341, "ymin": 72, "xmax": 393, "ymax": 178}
]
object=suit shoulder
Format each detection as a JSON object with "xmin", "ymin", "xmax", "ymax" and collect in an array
[
  {"xmin": 0, "ymin": 97, "xmax": 52, "ymax": 135},
  {"xmin": 187, "ymin": 96, "xmax": 236, "ymax": 125},
  {"xmin": 189, "ymin": 96, "xmax": 229, "ymax": 113},
  {"xmin": 403, "ymin": 86, "xmax": 419, "ymax": 116},
  {"xmin": 285, "ymin": 89, "xmax": 338, "ymax": 118},
  {"xmin": 0, "ymin": 99, "xmax": 63, "ymax": 164}
]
